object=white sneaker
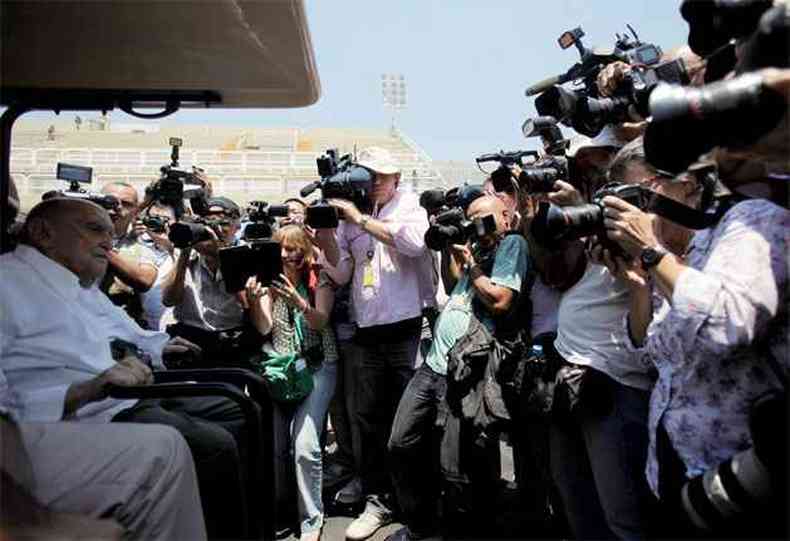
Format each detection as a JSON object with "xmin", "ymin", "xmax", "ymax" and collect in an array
[{"xmin": 345, "ymin": 509, "xmax": 393, "ymax": 540}]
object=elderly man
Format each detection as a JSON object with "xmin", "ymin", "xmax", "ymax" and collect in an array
[
  {"xmin": 0, "ymin": 197, "xmax": 249, "ymax": 539},
  {"xmin": 162, "ymin": 196, "xmax": 262, "ymax": 366},
  {"xmin": 315, "ymin": 147, "xmax": 437, "ymax": 540},
  {"xmin": 387, "ymin": 195, "xmax": 529, "ymax": 541},
  {"xmin": 100, "ymin": 181, "xmax": 158, "ymax": 327}
]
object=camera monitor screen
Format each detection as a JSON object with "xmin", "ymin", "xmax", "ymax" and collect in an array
[
  {"xmin": 219, "ymin": 240, "xmax": 283, "ymax": 293},
  {"xmin": 56, "ymin": 162, "xmax": 93, "ymax": 184}
]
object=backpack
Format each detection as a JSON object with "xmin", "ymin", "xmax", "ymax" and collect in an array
[{"xmin": 444, "ymin": 236, "xmax": 535, "ymax": 442}]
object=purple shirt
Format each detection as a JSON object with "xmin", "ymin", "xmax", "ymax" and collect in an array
[
  {"xmin": 323, "ymin": 191, "xmax": 435, "ymax": 328},
  {"xmin": 622, "ymin": 199, "xmax": 789, "ymax": 496}
]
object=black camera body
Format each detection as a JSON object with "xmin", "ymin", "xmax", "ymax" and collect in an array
[
  {"xmin": 476, "ymin": 150, "xmax": 539, "ymax": 193},
  {"xmin": 302, "ymin": 148, "xmax": 375, "ymax": 229},
  {"xmin": 168, "ymin": 216, "xmax": 216, "ymax": 249},
  {"xmin": 533, "ymin": 182, "xmax": 648, "ymax": 245},
  {"xmin": 145, "ymin": 138, "xmax": 208, "ymax": 215},
  {"xmin": 530, "ymin": 25, "xmax": 689, "ymax": 137},
  {"xmin": 424, "ymin": 207, "xmax": 497, "ymax": 252},
  {"xmin": 42, "ymin": 162, "xmax": 119, "ymax": 211},
  {"xmin": 242, "ymin": 201, "xmax": 289, "ymax": 241}
]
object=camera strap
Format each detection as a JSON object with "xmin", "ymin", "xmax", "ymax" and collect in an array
[{"xmin": 644, "ymin": 191, "xmax": 742, "ymax": 231}]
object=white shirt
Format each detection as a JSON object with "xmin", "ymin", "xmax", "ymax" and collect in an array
[
  {"xmin": 0, "ymin": 245, "xmax": 169, "ymax": 423},
  {"xmin": 554, "ymin": 262, "xmax": 652, "ymax": 391},
  {"xmin": 139, "ymin": 238, "xmax": 175, "ymax": 331},
  {"xmin": 323, "ymin": 191, "xmax": 435, "ymax": 328}
]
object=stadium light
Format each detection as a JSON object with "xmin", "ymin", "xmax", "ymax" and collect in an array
[{"xmin": 382, "ymin": 73, "xmax": 407, "ymax": 132}]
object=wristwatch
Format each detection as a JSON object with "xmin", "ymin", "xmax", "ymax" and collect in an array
[
  {"xmin": 640, "ymin": 246, "xmax": 668, "ymax": 271},
  {"xmin": 359, "ymin": 215, "xmax": 371, "ymax": 229}
]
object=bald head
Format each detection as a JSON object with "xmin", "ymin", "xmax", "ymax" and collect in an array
[
  {"xmin": 467, "ymin": 195, "xmax": 510, "ymax": 245},
  {"xmin": 23, "ymin": 197, "xmax": 113, "ymax": 286}
]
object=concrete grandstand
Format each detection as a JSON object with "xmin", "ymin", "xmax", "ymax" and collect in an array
[{"xmin": 11, "ymin": 119, "xmax": 447, "ymax": 211}]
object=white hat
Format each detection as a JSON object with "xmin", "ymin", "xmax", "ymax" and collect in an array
[
  {"xmin": 357, "ymin": 146, "xmax": 400, "ymax": 175},
  {"xmin": 567, "ymin": 125, "xmax": 628, "ymax": 157}
]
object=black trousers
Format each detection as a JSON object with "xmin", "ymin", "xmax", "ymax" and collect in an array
[{"xmin": 113, "ymin": 396, "xmax": 248, "ymax": 539}]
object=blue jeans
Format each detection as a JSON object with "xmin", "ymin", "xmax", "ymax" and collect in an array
[
  {"xmin": 388, "ymin": 363, "xmax": 447, "ymax": 535},
  {"xmin": 272, "ymin": 361, "xmax": 337, "ymax": 534},
  {"xmin": 549, "ymin": 369, "xmax": 654, "ymax": 540}
]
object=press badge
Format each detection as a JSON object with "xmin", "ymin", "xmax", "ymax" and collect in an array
[{"xmin": 363, "ymin": 248, "xmax": 376, "ymax": 288}]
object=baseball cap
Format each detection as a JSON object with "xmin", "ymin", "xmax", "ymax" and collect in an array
[
  {"xmin": 567, "ymin": 125, "xmax": 628, "ymax": 157},
  {"xmin": 357, "ymin": 147, "xmax": 400, "ymax": 175},
  {"xmin": 205, "ymin": 196, "xmax": 241, "ymax": 218}
]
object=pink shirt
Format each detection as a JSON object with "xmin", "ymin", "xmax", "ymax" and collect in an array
[{"xmin": 324, "ymin": 191, "xmax": 435, "ymax": 328}]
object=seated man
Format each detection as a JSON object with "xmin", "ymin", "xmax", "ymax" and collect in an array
[
  {"xmin": 161, "ymin": 196, "xmax": 262, "ymax": 366},
  {"xmin": 100, "ymin": 182, "xmax": 158, "ymax": 328},
  {"xmin": 387, "ymin": 195, "xmax": 529, "ymax": 541},
  {"xmin": 1, "ymin": 411, "xmax": 206, "ymax": 540},
  {"xmin": 0, "ymin": 197, "xmax": 249, "ymax": 539}
]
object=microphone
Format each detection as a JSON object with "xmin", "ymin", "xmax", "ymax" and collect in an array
[
  {"xmin": 419, "ymin": 189, "xmax": 446, "ymax": 213},
  {"xmin": 300, "ymin": 181, "xmax": 321, "ymax": 198},
  {"xmin": 525, "ymin": 75, "xmax": 561, "ymax": 97}
]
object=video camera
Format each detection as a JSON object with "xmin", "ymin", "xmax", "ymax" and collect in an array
[
  {"xmin": 528, "ymin": 25, "xmax": 689, "ymax": 137},
  {"xmin": 145, "ymin": 138, "xmax": 208, "ymax": 215},
  {"xmin": 242, "ymin": 200, "xmax": 289, "ymax": 241},
  {"xmin": 301, "ymin": 148, "xmax": 375, "ymax": 229},
  {"xmin": 477, "ymin": 146, "xmax": 566, "ymax": 194},
  {"xmin": 476, "ymin": 149, "xmax": 540, "ymax": 193},
  {"xmin": 41, "ymin": 162, "xmax": 120, "ymax": 211},
  {"xmin": 421, "ymin": 184, "xmax": 495, "ymax": 251},
  {"xmin": 168, "ymin": 216, "xmax": 218, "ymax": 249}
]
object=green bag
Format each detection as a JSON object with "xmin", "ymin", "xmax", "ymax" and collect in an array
[{"xmin": 253, "ymin": 288, "xmax": 318, "ymax": 403}]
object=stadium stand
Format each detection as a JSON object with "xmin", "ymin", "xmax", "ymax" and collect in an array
[{"xmin": 11, "ymin": 120, "xmax": 445, "ymax": 210}]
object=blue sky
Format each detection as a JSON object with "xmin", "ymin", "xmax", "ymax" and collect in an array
[{"xmin": 17, "ymin": 1, "xmax": 688, "ymax": 161}]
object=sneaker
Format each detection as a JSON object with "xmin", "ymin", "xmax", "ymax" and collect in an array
[
  {"xmin": 345, "ymin": 508, "xmax": 393, "ymax": 540},
  {"xmin": 335, "ymin": 476, "xmax": 363, "ymax": 506}
]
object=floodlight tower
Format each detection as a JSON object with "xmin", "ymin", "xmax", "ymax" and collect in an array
[{"xmin": 382, "ymin": 73, "xmax": 407, "ymax": 134}]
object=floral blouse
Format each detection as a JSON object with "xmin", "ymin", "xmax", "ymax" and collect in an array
[
  {"xmin": 270, "ymin": 272, "xmax": 338, "ymax": 364},
  {"xmin": 622, "ymin": 199, "xmax": 789, "ymax": 496}
]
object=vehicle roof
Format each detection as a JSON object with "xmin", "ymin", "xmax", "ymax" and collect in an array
[{"xmin": 1, "ymin": 0, "xmax": 321, "ymax": 109}]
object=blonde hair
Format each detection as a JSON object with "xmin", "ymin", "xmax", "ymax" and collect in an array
[{"xmin": 273, "ymin": 224, "xmax": 315, "ymax": 268}]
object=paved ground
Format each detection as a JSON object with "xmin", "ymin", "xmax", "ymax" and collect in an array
[{"xmin": 281, "ymin": 440, "xmax": 552, "ymax": 541}]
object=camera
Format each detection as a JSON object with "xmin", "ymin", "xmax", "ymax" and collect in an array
[
  {"xmin": 41, "ymin": 162, "xmax": 120, "ymax": 211},
  {"xmin": 301, "ymin": 148, "xmax": 375, "ymax": 229},
  {"xmin": 681, "ymin": 391, "xmax": 786, "ymax": 536},
  {"xmin": 476, "ymin": 149, "xmax": 539, "ymax": 193},
  {"xmin": 424, "ymin": 207, "xmax": 497, "ymax": 252},
  {"xmin": 242, "ymin": 200, "xmax": 289, "ymax": 241},
  {"xmin": 141, "ymin": 215, "xmax": 169, "ymax": 234},
  {"xmin": 419, "ymin": 184, "xmax": 485, "ymax": 217},
  {"xmin": 218, "ymin": 240, "xmax": 283, "ymax": 293},
  {"xmin": 529, "ymin": 25, "xmax": 688, "ymax": 137},
  {"xmin": 168, "ymin": 216, "xmax": 216, "ymax": 249},
  {"xmin": 644, "ymin": 72, "xmax": 788, "ymax": 174},
  {"xmin": 680, "ymin": 0, "xmax": 773, "ymax": 57},
  {"xmin": 531, "ymin": 182, "xmax": 649, "ymax": 245},
  {"xmin": 145, "ymin": 138, "xmax": 208, "ymax": 215}
]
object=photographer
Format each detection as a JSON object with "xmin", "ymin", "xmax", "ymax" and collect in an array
[
  {"xmin": 387, "ymin": 194, "xmax": 527, "ymax": 541},
  {"xmin": 161, "ymin": 196, "xmax": 261, "ymax": 366},
  {"xmin": 547, "ymin": 138, "xmax": 658, "ymax": 540},
  {"xmin": 602, "ymin": 152, "xmax": 789, "ymax": 535},
  {"xmin": 314, "ymin": 147, "xmax": 436, "ymax": 541},
  {"xmin": 99, "ymin": 182, "xmax": 158, "ymax": 327},
  {"xmin": 135, "ymin": 202, "xmax": 177, "ymax": 331}
]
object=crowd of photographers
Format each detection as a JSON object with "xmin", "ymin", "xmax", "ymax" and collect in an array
[{"xmin": 1, "ymin": 0, "xmax": 789, "ymax": 539}]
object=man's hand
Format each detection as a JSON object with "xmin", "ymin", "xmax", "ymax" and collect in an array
[
  {"xmin": 163, "ymin": 337, "xmax": 202, "ymax": 360},
  {"xmin": 98, "ymin": 358, "xmax": 153, "ymax": 394},
  {"xmin": 602, "ymin": 195, "xmax": 660, "ymax": 259},
  {"xmin": 327, "ymin": 198, "xmax": 363, "ymax": 225},
  {"xmin": 449, "ymin": 243, "xmax": 474, "ymax": 269},
  {"xmin": 547, "ymin": 180, "xmax": 585, "ymax": 207},
  {"xmin": 597, "ymin": 61, "xmax": 632, "ymax": 97}
]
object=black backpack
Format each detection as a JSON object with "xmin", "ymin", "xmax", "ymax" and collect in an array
[{"xmin": 444, "ymin": 239, "xmax": 535, "ymax": 442}]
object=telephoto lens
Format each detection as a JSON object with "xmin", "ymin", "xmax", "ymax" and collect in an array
[
  {"xmin": 644, "ymin": 73, "xmax": 787, "ymax": 173},
  {"xmin": 168, "ymin": 221, "xmax": 213, "ymax": 249}
]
